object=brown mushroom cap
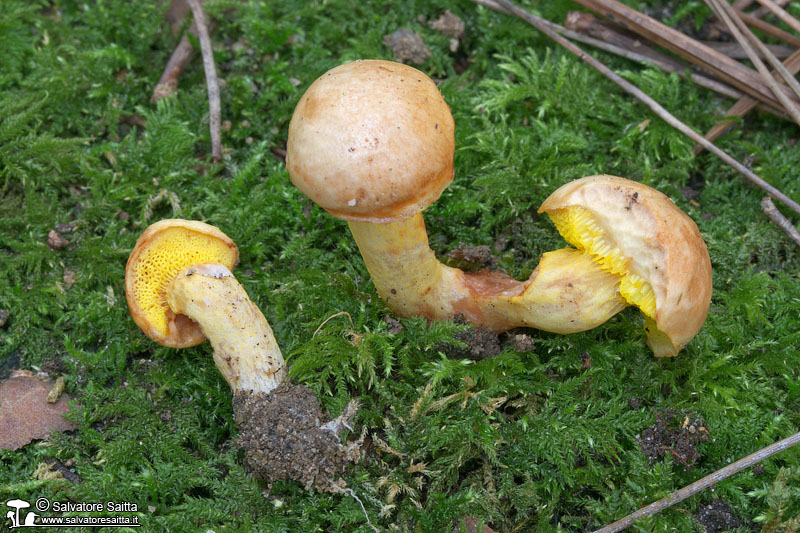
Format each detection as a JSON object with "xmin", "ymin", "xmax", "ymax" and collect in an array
[
  {"xmin": 286, "ymin": 59, "xmax": 455, "ymax": 223},
  {"xmin": 125, "ymin": 219, "xmax": 239, "ymax": 348},
  {"xmin": 539, "ymin": 175, "xmax": 712, "ymax": 356}
]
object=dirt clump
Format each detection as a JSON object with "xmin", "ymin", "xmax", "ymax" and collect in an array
[
  {"xmin": 439, "ymin": 315, "xmax": 502, "ymax": 360},
  {"xmin": 509, "ymin": 332, "xmax": 535, "ymax": 352},
  {"xmin": 637, "ymin": 408, "xmax": 710, "ymax": 470},
  {"xmin": 694, "ymin": 499, "xmax": 744, "ymax": 532},
  {"xmin": 429, "ymin": 10, "xmax": 466, "ymax": 53},
  {"xmin": 430, "ymin": 10, "xmax": 465, "ymax": 39},
  {"xmin": 383, "ymin": 28, "xmax": 431, "ymax": 64},
  {"xmin": 233, "ymin": 382, "xmax": 348, "ymax": 492},
  {"xmin": 383, "ymin": 315, "xmax": 405, "ymax": 334},
  {"xmin": 446, "ymin": 244, "xmax": 499, "ymax": 272}
]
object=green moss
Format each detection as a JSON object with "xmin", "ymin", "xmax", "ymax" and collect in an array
[{"xmin": 1, "ymin": 0, "xmax": 799, "ymax": 531}]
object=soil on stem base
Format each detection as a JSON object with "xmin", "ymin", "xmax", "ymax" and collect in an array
[{"xmin": 234, "ymin": 382, "xmax": 349, "ymax": 492}]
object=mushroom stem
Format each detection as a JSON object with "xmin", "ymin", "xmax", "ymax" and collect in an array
[
  {"xmin": 166, "ymin": 263, "xmax": 286, "ymax": 394},
  {"xmin": 348, "ymin": 213, "xmax": 628, "ymax": 333}
]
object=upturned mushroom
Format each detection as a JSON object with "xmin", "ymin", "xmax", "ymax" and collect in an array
[
  {"xmin": 286, "ymin": 60, "xmax": 712, "ymax": 356},
  {"xmin": 125, "ymin": 219, "xmax": 356, "ymax": 491}
]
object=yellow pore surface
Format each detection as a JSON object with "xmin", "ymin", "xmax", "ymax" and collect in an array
[
  {"xmin": 548, "ymin": 206, "xmax": 657, "ymax": 319},
  {"xmin": 130, "ymin": 227, "xmax": 237, "ymax": 337}
]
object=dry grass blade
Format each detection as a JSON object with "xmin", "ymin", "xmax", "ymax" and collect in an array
[
  {"xmin": 592, "ymin": 431, "xmax": 800, "ymax": 532},
  {"xmin": 472, "ymin": 0, "xmax": 800, "ymax": 216},
  {"xmin": 708, "ymin": 0, "xmax": 800, "ymax": 126},
  {"xmin": 187, "ymin": 0, "xmax": 222, "ymax": 161}
]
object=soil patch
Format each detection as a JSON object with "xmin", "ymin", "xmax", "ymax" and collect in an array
[
  {"xmin": 694, "ymin": 499, "xmax": 744, "ymax": 532},
  {"xmin": 233, "ymin": 382, "xmax": 347, "ymax": 492},
  {"xmin": 383, "ymin": 28, "xmax": 430, "ymax": 64},
  {"xmin": 637, "ymin": 408, "xmax": 710, "ymax": 470},
  {"xmin": 446, "ymin": 244, "xmax": 498, "ymax": 272},
  {"xmin": 439, "ymin": 315, "xmax": 502, "ymax": 360}
]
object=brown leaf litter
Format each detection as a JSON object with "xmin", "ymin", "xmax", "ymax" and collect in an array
[{"xmin": 0, "ymin": 372, "xmax": 78, "ymax": 450}]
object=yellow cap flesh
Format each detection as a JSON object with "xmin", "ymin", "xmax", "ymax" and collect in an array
[
  {"xmin": 548, "ymin": 205, "xmax": 657, "ymax": 318},
  {"xmin": 125, "ymin": 219, "xmax": 239, "ymax": 348}
]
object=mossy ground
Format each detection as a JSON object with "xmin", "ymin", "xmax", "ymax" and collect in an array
[{"xmin": 1, "ymin": 0, "xmax": 799, "ymax": 531}]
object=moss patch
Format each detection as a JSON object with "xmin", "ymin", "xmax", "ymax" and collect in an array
[{"xmin": 1, "ymin": 0, "xmax": 798, "ymax": 531}]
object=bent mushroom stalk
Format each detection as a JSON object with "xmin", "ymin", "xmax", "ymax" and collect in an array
[
  {"xmin": 125, "ymin": 219, "xmax": 356, "ymax": 491},
  {"xmin": 286, "ymin": 60, "xmax": 712, "ymax": 357}
]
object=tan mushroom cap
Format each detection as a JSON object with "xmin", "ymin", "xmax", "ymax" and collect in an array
[
  {"xmin": 286, "ymin": 59, "xmax": 455, "ymax": 223},
  {"xmin": 125, "ymin": 219, "xmax": 239, "ymax": 348},
  {"xmin": 539, "ymin": 175, "xmax": 712, "ymax": 356}
]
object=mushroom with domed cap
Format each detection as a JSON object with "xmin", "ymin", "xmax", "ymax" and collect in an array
[{"xmin": 287, "ymin": 60, "xmax": 712, "ymax": 356}]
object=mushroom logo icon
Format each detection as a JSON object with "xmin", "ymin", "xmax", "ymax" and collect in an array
[{"xmin": 5, "ymin": 499, "xmax": 34, "ymax": 528}]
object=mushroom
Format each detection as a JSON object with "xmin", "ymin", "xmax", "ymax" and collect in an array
[
  {"xmin": 540, "ymin": 175, "xmax": 712, "ymax": 357},
  {"xmin": 286, "ymin": 60, "xmax": 712, "ymax": 356},
  {"xmin": 125, "ymin": 219, "xmax": 356, "ymax": 491}
]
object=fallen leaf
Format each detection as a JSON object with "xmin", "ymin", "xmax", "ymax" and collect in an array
[
  {"xmin": 0, "ymin": 374, "xmax": 78, "ymax": 450},
  {"xmin": 47, "ymin": 230, "xmax": 69, "ymax": 250}
]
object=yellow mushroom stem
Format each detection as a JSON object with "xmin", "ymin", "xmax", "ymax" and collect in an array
[
  {"xmin": 165, "ymin": 263, "xmax": 286, "ymax": 394},
  {"xmin": 347, "ymin": 212, "xmax": 628, "ymax": 333}
]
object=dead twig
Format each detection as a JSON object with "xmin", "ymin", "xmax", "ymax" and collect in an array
[
  {"xmin": 566, "ymin": 10, "xmax": 793, "ymax": 60},
  {"xmin": 164, "ymin": 0, "xmax": 191, "ymax": 36},
  {"xmin": 695, "ymin": 49, "xmax": 800, "ymax": 154},
  {"xmin": 593, "ymin": 431, "xmax": 800, "ymax": 532},
  {"xmin": 152, "ymin": 33, "xmax": 197, "ymax": 103},
  {"xmin": 711, "ymin": 1, "xmax": 796, "ymax": 46},
  {"xmin": 187, "ymin": 0, "xmax": 222, "ymax": 161},
  {"xmin": 701, "ymin": 40, "xmax": 794, "ymax": 59},
  {"xmin": 563, "ymin": 11, "xmax": 745, "ymax": 100},
  {"xmin": 152, "ymin": 0, "xmax": 217, "ymax": 104},
  {"xmin": 753, "ymin": 0, "xmax": 800, "ymax": 36},
  {"xmin": 736, "ymin": 8, "xmax": 800, "ymax": 49},
  {"xmin": 707, "ymin": 0, "xmax": 800, "ymax": 126},
  {"xmin": 745, "ymin": 0, "xmax": 789, "ymax": 19},
  {"xmin": 571, "ymin": 0, "xmax": 800, "ymax": 112},
  {"xmin": 476, "ymin": 4, "xmax": 746, "ymax": 100},
  {"xmin": 761, "ymin": 196, "xmax": 800, "ymax": 247},
  {"xmin": 473, "ymin": 0, "xmax": 800, "ymax": 216}
]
